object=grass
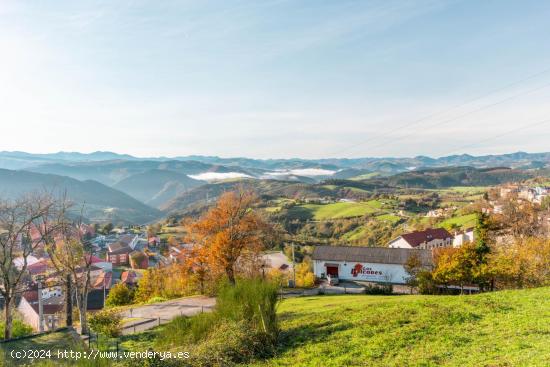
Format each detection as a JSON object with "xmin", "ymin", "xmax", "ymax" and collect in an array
[
  {"xmin": 247, "ymin": 287, "xmax": 550, "ymax": 367},
  {"xmin": 287, "ymin": 202, "xmax": 381, "ymax": 220},
  {"xmin": 438, "ymin": 213, "xmax": 478, "ymax": 230},
  {"xmin": 0, "ymin": 329, "xmax": 81, "ymax": 366},
  {"xmin": 374, "ymin": 213, "xmax": 402, "ymax": 224}
]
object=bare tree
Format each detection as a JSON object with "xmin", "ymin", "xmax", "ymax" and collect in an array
[
  {"xmin": 44, "ymin": 204, "xmax": 96, "ymax": 335},
  {"xmin": 0, "ymin": 193, "xmax": 55, "ymax": 339}
]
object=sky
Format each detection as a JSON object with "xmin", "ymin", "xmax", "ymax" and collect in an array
[{"xmin": 2, "ymin": 0, "xmax": 550, "ymax": 159}]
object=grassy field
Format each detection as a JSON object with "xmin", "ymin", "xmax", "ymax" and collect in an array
[
  {"xmin": 286, "ymin": 200, "xmax": 394, "ymax": 221},
  {"xmin": 438, "ymin": 213, "xmax": 478, "ymax": 230},
  {"xmin": 249, "ymin": 287, "xmax": 550, "ymax": 367}
]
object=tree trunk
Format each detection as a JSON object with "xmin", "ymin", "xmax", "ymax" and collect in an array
[
  {"xmin": 226, "ymin": 266, "xmax": 236, "ymax": 285},
  {"xmin": 76, "ymin": 290, "xmax": 89, "ymax": 334},
  {"xmin": 4, "ymin": 297, "xmax": 12, "ymax": 340}
]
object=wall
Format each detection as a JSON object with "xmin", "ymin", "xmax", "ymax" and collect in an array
[
  {"xmin": 314, "ymin": 260, "xmax": 410, "ymax": 284},
  {"xmin": 17, "ymin": 297, "xmax": 39, "ymax": 331}
]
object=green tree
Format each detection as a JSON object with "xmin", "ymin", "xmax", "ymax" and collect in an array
[
  {"xmin": 106, "ymin": 283, "xmax": 134, "ymax": 307},
  {"xmin": 89, "ymin": 309, "xmax": 122, "ymax": 337}
]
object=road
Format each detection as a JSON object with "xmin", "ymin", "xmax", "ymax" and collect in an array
[{"xmin": 120, "ymin": 296, "xmax": 215, "ymax": 335}]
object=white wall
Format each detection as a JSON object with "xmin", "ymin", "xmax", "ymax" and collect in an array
[
  {"xmin": 388, "ymin": 237, "xmax": 412, "ymax": 248},
  {"xmin": 314, "ymin": 260, "xmax": 410, "ymax": 284}
]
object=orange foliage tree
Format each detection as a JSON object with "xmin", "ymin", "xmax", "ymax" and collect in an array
[{"xmin": 186, "ymin": 190, "xmax": 270, "ymax": 285}]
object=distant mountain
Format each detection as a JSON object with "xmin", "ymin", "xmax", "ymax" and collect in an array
[
  {"xmin": 27, "ymin": 160, "xmax": 234, "ymax": 186},
  {"xmin": 0, "ymin": 169, "xmax": 160, "ymax": 224},
  {"xmin": 113, "ymin": 169, "xmax": 204, "ymax": 208}
]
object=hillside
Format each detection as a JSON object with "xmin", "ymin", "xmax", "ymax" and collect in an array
[
  {"xmin": 112, "ymin": 169, "xmax": 204, "ymax": 208},
  {"xmin": 0, "ymin": 169, "xmax": 160, "ymax": 224},
  {"xmin": 161, "ymin": 179, "xmax": 342, "ymax": 213},
  {"xmin": 249, "ymin": 287, "xmax": 550, "ymax": 367},
  {"xmin": 363, "ymin": 166, "xmax": 534, "ymax": 189}
]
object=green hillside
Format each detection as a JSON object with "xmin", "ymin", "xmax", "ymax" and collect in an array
[
  {"xmin": 0, "ymin": 169, "xmax": 160, "ymax": 224},
  {"xmin": 250, "ymin": 287, "xmax": 550, "ymax": 367}
]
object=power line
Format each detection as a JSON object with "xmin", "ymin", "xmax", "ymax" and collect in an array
[
  {"xmin": 354, "ymin": 80, "xmax": 550, "ymax": 154},
  {"xmin": 331, "ymin": 65, "xmax": 550, "ymax": 156},
  {"xmin": 435, "ymin": 117, "xmax": 550, "ymax": 158}
]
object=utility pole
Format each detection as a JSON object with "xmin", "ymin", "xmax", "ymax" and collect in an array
[
  {"xmin": 65, "ymin": 274, "xmax": 72, "ymax": 327},
  {"xmin": 292, "ymin": 243, "xmax": 296, "ymax": 288},
  {"xmin": 37, "ymin": 277, "xmax": 44, "ymax": 332},
  {"xmin": 103, "ymin": 273, "xmax": 106, "ymax": 308}
]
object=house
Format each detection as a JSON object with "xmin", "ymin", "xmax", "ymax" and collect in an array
[
  {"xmin": 86, "ymin": 255, "xmax": 113, "ymax": 272},
  {"xmin": 453, "ymin": 228, "xmax": 475, "ymax": 247},
  {"xmin": 312, "ymin": 246, "xmax": 432, "ymax": 284},
  {"xmin": 116, "ymin": 234, "xmax": 139, "ymax": 250},
  {"xmin": 17, "ymin": 291, "xmax": 64, "ymax": 331},
  {"xmin": 107, "ymin": 242, "xmax": 132, "ymax": 266},
  {"xmin": 129, "ymin": 250, "xmax": 149, "ymax": 269},
  {"xmin": 120, "ymin": 270, "xmax": 140, "ymax": 287},
  {"xmin": 261, "ymin": 252, "xmax": 293, "ymax": 274},
  {"xmin": 148, "ymin": 236, "xmax": 160, "ymax": 247},
  {"xmin": 388, "ymin": 228, "xmax": 453, "ymax": 249}
]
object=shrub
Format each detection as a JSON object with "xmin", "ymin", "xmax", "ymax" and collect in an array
[
  {"xmin": 216, "ymin": 279, "xmax": 279, "ymax": 342},
  {"xmin": 363, "ymin": 283, "xmax": 393, "ymax": 295},
  {"xmin": 0, "ymin": 319, "xmax": 33, "ymax": 339},
  {"xmin": 105, "ymin": 283, "xmax": 134, "ymax": 307},
  {"xmin": 89, "ymin": 309, "xmax": 122, "ymax": 337}
]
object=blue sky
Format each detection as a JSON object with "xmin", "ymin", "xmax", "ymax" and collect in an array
[{"xmin": 2, "ymin": 0, "xmax": 550, "ymax": 158}]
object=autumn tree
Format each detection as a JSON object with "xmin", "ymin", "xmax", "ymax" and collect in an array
[
  {"xmin": 187, "ymin": 190, "xmax": 270, "ymax": 285},
  {"xmin": 0, "ymin": 194, "xmax": 55, "ymax": 339}
]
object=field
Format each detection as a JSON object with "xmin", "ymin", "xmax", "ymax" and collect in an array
[
  {"xmin": 249, "ymin": 287, "xmax": 550, "ymax": 367},
  {"xmin": 438, "ymin": 213, "xmax": 478, "ymax": 230},
  {"xmin": 286, "ymin": 200, "xmax": 395, "ymax": 221}
]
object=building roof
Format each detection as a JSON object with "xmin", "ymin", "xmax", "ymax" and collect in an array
[
  {"xmin": 108, "ymin": 242, "xmax": 131, "ymax": 254},
  {"xmin": 312, "ymin": 245, "xmax": 433, "ymax": 266},
  {"xmin": 118, "ymin": 235, "xmax": 136, "ymax": 246},
  {"xmin": 121, "ymin": 270, "xmax": 138, "ymax": 284},
  {"xmin": 399, "ymin": 228, "xmax": 452, "ymax": 248}
]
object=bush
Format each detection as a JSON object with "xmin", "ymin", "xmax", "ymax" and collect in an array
[
  {"xmin": 216, "ymin": 279, "xmax": 279, "ymax": 342},
  {"xmin": 154, "ymin": 278, "xmax": 280, "ymax": 366},
  {"xmin": 105, "ymin": 283, "xmax": 134, "ymax": 307},
  {"xmin": 0, "ymin": 319, "xmax": 33, "ymax": 339},
  {"xmin": 363, "ymin": 283, "xmax": 393, "ymax": 295},
  {"xmin": 89, "ymin": 309, "xmax": 122, "ymax": 337}
]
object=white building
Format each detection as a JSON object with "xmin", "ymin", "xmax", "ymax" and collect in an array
[
  {"xmin": 312, "ymin": 246, "xmax": 432, "ymax": 284},
  {"xmin": 453, "ymin": 228, "xmax": 475, "ymax": 247},
  {"xmin": 388, "ymin": 228, "xmax": 453, "ymax": 250}
]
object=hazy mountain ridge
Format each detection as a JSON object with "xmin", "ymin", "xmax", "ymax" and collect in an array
[{"xmin": 0, "ymin": 168, "xmax": 160, "ymax": 224}]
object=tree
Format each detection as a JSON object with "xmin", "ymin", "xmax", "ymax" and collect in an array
[
  {"xmin": 404, "ymin": 252, "xmax": 423, "ymax": 294},
  {"xmin": 45, "ymin": 206, "xmax": 96, "ymax": 335},
  {"xmin": 106, "ymin": 283, "xmax": 134, "ymax": 307},
  {"xmin": 294, "ymin": 259, "xmax": 315, "ymax": 288},
  {"xmin": 102, "ymin": 222, "xmax": 113, "ymax": 235},
  {"xmin": 187, "ymin": 190, "xmax": 269, "ymax": 285},
  {"xmin": 89, "ymin": 309, "xmax": 122, "ymax": 337},
  {"xmin": 0, "ymin": 193, "xmax": 55, "ymax": 339}
]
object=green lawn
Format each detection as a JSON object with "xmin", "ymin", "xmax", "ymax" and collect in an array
[
  {"xmin": 248, "ymin": 287, "xmax": 550, "ymax": 367},
  {"xmin": 438, "ymin": 213, "xmax": 478, "ymax": 230},
  {"xmin": 287, "ymin": 202, "xmax": 379, "ymax": 220},
  {"xmin": 374, "ymin": 213, "xmax": 402, "ymax": 224}
]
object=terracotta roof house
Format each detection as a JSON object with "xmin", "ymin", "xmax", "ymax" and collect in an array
[
  {"xmin": 120, "ymin": 270, "xmax": 139, "ymax": 286},
  {"xmin": 388, "ymin": 228, "xmax": 453, "ymax": 249}
]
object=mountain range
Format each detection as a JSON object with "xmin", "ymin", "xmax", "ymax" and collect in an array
[{"xmin": 0, "ymin": 150, "xmax": 549, "ymax": 224}]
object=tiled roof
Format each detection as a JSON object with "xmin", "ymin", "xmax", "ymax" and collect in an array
[
  {"xmin": 312, "ymin": 245, "xmax": 433, "ymax": 266},
  {"xmin": 400, "ymin": 228, "xmax": 452, "ymax": 247}
]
